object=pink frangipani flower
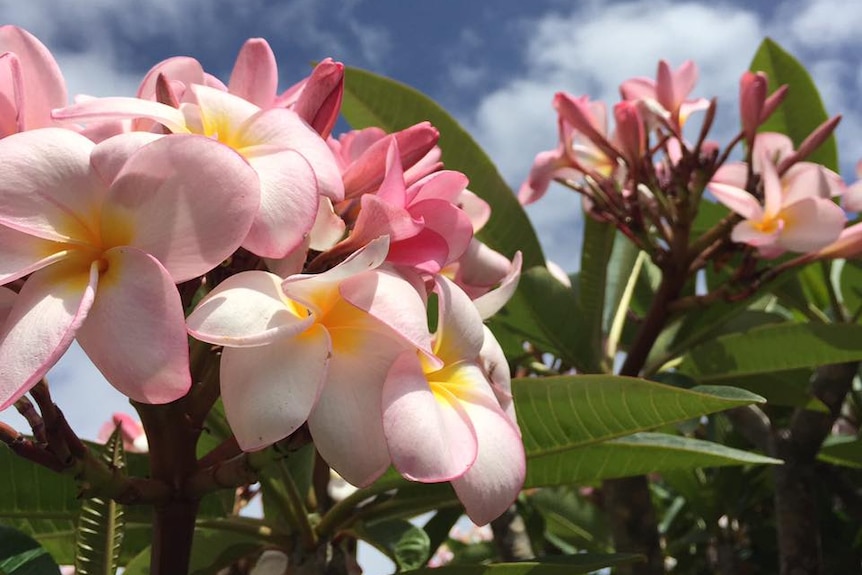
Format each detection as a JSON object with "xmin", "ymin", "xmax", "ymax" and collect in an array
[
  {"xmin": 620, "ymin": 59, "xmax": 709, "ymax": 133},
  {"xmin": 382, "ymin": 276, "xmax": 525, "ymax": 525},
  {"xmin": 53, "ymin": 85, "xmax": 343, "ymax": 259},
  {"xmin": 329, "ymin": 140, "xmax": 473, "ymax": 276},
  {"xmin": 708, "ymin": 149, "xmax": 846, "ymax": 257},
  {"xmin": 187, "ymin": 237, "xmax": 436, "ymax": 486},
  {"xmin": 0, "ymin": 129, "xmax": 260, "ymax": 410}
]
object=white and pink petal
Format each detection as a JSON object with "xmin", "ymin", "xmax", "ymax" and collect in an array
[{"xmin": 76, "ymin": 247, "xmax": 190, "ymax": 404}]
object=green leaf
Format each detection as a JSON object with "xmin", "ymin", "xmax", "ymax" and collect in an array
[
  {"xmin": 839, "ymin": 260, "xmax": 862, "ymax": 317},
  {"xmin": 0, "ymin": 525, "xmax": 61, "ymax": 575},
  {"xmin": 526, "ymin": 432, "xmax": 780, "ymax": 487},
  {"xmin": 122, "ymin": 524, "xmax": 265, "ymax": 575},
  {"xmin": 493, "ymin": 267, "xmax": 588, "ymax": 371},
  {"xmin": 0, "ymin": 445, "xmax": 80, "ymax": 563},
  {"xmin": 513, "ymin": 375, "xmax": 764, "ymax": 458},
  {"xmin": 749, "ymin": 38, "xmax": 838, "ymax": 171},
  {"xmin": 678, "ymin": 323, "xmax": 862, "ymax": 383},
  {"xmin": 398, "ymin": 554, "xmax": 643, "ymax": 574},
  {"xmin": 341, "ymin": 66, "xmax": 544, "ymax": 267},
  {"xmin": 817, "ymin": 436, "xmax": 862, "ymax": 469},
  {"xmin": 354, "ymin": 519, "xmax": 431, "ymax": 571},
  {"xmin": 0, "ymin": 442, "xmax": 232, "ymax": 565},
  {"xmin": 422, "ymin": 509, "xmax": 463, "ymax": 565},
  {"xmin": 528, "ymin": 488, "xmax": 611, "ymax": 553},
  {"xmin": 74, "ymin": 428, "xmax": 126, "ymax": 575},
  {"xmin": 712, "ymin": 369, "xmax": 828, "ymax": 411},
  {"xmin": 577, "ymin": 218, "xmax": 616, "ymax": 372}
]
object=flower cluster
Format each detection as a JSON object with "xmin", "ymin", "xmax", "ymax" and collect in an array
[
  {"xmin": 0, "ymin": 26, "xmax": 523, "ymax": 524},
  {"xmin": 523, "ymin": 59, "xmax": 860, "ymax": 298}
]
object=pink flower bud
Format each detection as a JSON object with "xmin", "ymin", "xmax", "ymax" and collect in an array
[
  {"xmin": 291, "ymin": 58, "xmax": 344, "ymax": 138},
  {"xmin": 740, "ymin": 71, "xmax": 767, "ymax": 144}
]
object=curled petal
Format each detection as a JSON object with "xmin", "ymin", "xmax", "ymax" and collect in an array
[
  {"xmin": 709, "ymin": 162, "xmax": 747, "ymax": 188},
  {"xmin": 341, "ymin": 266, "xmax": 435, "ymax": 357},
  {"xmin": 433, "ymin": 276, "xmax": 485, "ymax": 365},
  {"xmin": 472, "ymin": 251, "xmax": 522, "ymax": 320},
  {"xmin": 221, "ymin": 324, "xmax": 330, "ymax": 451},
  {"xmin": 284, "ymin": 236, "xmax": 390, "ymax": 314},
  {"xmin": 76, "ymin": 247, "xmax": 190, "ymax": 404},
  {"xmin": 309, "ymin": 197, "xmax": 346, "ymax": 252},
  {"xmin": 188, "ymin": 271, "xmax": 312, "ymax": 347},
  {"xmin": 0, "ymin": 258, "xmax": 96, "ymax": 410},
  {"xmin": 53, "ymin": 97, "xmax": 191, "ymax": 134},
  {"xmin": 458, "ymin": 189, "xmax": 491, "ymax": 232},
  {"xmin": 451, "ymin": 393, "xmax": 525, "ymax": 525},
  {"xmin": 519, "ymin": 148, "xmax": 568, "ymax": 206},
  {"xmin": 817, "ymin": 222, "xmax": 862, "ymax": 259},
  {"xmin": 480, "ymin": 325, "xmax": 516, "ymax": 426},
  {"xmin": 102, "ymin": 134, "xmax": 260, "ymax": 281},
  {"xmin": 383, "ymin": 351, "xmax": 478, "ymax": 482}
]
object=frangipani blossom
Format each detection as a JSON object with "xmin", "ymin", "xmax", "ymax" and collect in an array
[
  {"xmin": 620, "ymin": 59, "xmax": 709, "ymax": 132},
  {"xmin": 329, "ymin": 122, "xmax": 442, "ymax": 199},
  {"xmin": 328, "ymin": 140, "xmax": 473, "ymax": 276},
  {"xmin": 187, "ymin": 237, "xmax": 435, "ymax": 486},
  {"xmin": 519, "ymin": 94, "xmax": 618, "ymax": 206},
  {"xmin": 709, "ymin": 149, "xmax": 845, "ymax": 257},
  {"xmin": 53, "ymin": 84, "xmax": 343, "ymax": 259},
  {"xmin": 382, "ymin": 276, "xmax": 525, "ymax": 525},
  {"xmin": 0, "ymin": 129, "xmax": 260, "ymax": 410},
  {"xmin": 0, "ymin": 25, "xmax": 67, "ymax": 136}
]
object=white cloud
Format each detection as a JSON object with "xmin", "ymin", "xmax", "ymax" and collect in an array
[
  {"xmin": 463, "ymin": 1, "xmax": 765, "ymax": 270},
  {"xmin": 462, "ymin": 0, "xmax": 862, "ymax": 271},
  {"xmin": 783, "ymin": 0, "xmax": 862, "ymax": 50}
]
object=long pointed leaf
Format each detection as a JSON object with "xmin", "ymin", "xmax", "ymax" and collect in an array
[
  {"xmin": 678, "ymin": 323, "xmax": 862, "ymax": 383},
  {"xmin": 391, "ymin": 554, "xmax": 643, "ymax": 574},
  {"xmin": 577, "ymin": 218, "xmax": 616, "ymax": 372},
  {"xmin": 513, "ymin": 375, "xmax": 764, "ymax": 458},
  {"xmin": 525, "ymin": 432, "xmax": 780, "ymax": 487},
  {"xmin": 749, "ymin": 38, "xmax": 838, "ymax": 170},
  {"xmin": 74, "ymin": 430, "xmax": 125, "ymax": 575}
]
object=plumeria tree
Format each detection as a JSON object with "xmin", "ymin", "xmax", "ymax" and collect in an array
[{"xmin": 0, "ymin": 25, "xmax": 861, "ymax": 575}]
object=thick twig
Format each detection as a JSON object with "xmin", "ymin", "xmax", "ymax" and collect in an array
[{"xmin": 771, "ymin": 362, "xmax": 858, "ymax": 575}]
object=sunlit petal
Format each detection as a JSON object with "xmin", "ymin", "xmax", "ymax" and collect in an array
[
  {"xmin": 0, "ymin": 258, "xmax": 96, "ymax": 410},
  {"xmin": 76, "ymin": 247, "xmax": 190, "ymax": 404},
  {"xmin": 188, "ymin": 271, "xmax": 312, "ymax": 347},
  {"xmin": 383, "ymin": 351, "xmax": 478, "ymax": 481},
  {"xmin": 0, "ymin": 128, "xmax": 102, "ymax": 243},
  {"xmin": 102, "ymin": 134, "xmax": 260, "ymax": 281},
  {"xmin": 221, "ymin": 324, "xmax": 329, "ymax": 451}
]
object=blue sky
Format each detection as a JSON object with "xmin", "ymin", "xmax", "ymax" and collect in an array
[{"xmin": 1, "ymin": 0, "xmax": 861, "ymax": 568}]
